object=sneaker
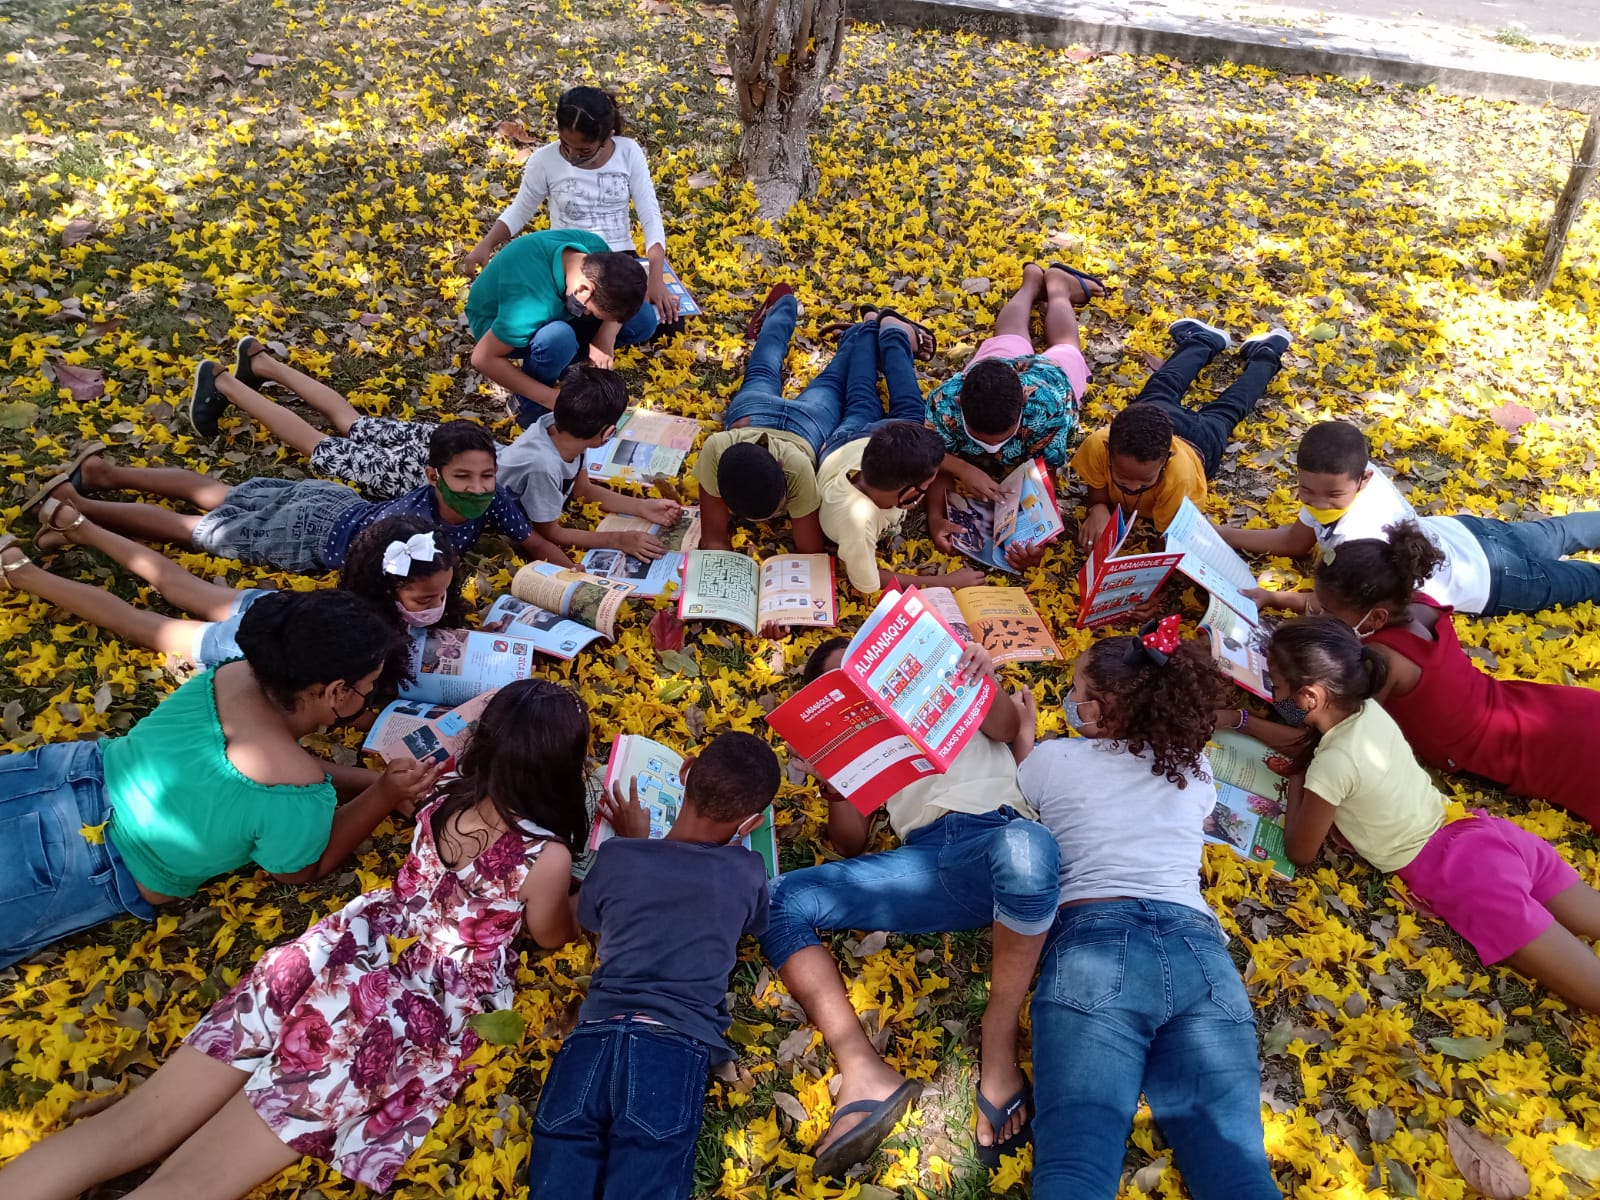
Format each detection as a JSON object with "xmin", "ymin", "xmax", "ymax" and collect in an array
[
  {"xmin": 1168, "ymin": 318, "xmax": 1231, "ymax": 353},
  {"xmin": 234, "ymin": 335, "xmax": 268, "ymax": 391},
  {"xmin": 1241, "ymin": 327, "xmax": 1293, "ymax": 361},
  {"xmin": 189, "ymin": 360, "xmax": 229, "ymax": 437}
]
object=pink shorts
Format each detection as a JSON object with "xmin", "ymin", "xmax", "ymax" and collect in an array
[
  {"xmin": 972, "ymin": 334, "xmax": 1091, "ymax": 399},
  {"xmin": 1396, "ymin": 814, "xmax": 1579, "ymax": 964}
]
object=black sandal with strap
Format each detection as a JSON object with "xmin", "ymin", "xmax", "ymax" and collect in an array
[{"xmin": 876, "ymin": 307, "xmax": 937, "ymax": 360}]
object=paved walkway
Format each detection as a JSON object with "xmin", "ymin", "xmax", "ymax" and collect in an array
[{"xmin": 876, "ymin": 0, "xmax": 1598, "ymax": 108}]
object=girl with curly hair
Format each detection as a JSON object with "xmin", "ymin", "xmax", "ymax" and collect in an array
[
  {"xmin": 1011, "ymin": 617, "xmax": 1280, "ymax": 1200},
  {"xmin": 0, "ymin": 679, "xmax": 592, "ymax": 1200},
  {"xmin": 1266, "ymin": 616, "xmax": 1600, "ymax": 1014}
]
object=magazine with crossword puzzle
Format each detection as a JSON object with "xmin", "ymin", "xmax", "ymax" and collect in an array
[{"xmin": 677, "ymin": 550, "xmax": 837, "ymax": 634}]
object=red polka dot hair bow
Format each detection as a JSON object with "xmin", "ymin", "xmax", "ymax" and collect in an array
[{"xmin": 1130, "ymin": 613, "xmax": 1183, "ymax": 666}]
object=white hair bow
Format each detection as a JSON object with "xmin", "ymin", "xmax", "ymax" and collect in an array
[{"xmin": 382, "ymin": 532, "xmax": 441, "ymax": 576}]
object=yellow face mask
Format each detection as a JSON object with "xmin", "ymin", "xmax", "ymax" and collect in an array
[{"xmin": 1302, "ymin": 503, "xmax": 1351, "ymax": 525}]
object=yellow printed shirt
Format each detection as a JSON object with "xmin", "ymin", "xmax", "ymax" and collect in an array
[
  {"xmin": 816, "ymin": 438, "xmax": 904, "ymax": 593},
  {"xmin": 694, "ymin": 428, "xmax": 821, "ymax": 519},
  {"xmin": 1070, "ymin": 427, "xmax": 1207, "ymax": 532},
  {"xmin": 1303, "ymin": 700, "xmax": 1445, "ymax": 873}
]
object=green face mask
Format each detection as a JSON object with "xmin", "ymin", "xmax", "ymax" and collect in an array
[{"xmin": 435, "ymin": 477, "xmax": 495, "ymax": 520}]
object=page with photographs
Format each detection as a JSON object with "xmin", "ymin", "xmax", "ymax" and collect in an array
[
  {"xmin": 584, "ymin": 409, "xmax": 701, "ymax": 484},
  {"xmin": 398, "ymin": 627, "xmax": 535, "ymax": 706},
  {"xmin": 508, "ymin": 560, "xmax": 632, "ymax": 639},
  {"xmin": 582, "ymin": 507, "xmax": 702, "ymax": 598},
  {"xmin": 364, "ymin": 688, "xmax": 498, "ymax": 770},
  {"xmin": 633, "ymin": 256, "xmax": 701, "ymax": 317},
  {"xmin": 952, "ymin": 586, "xmax": 1061, "ymax": 665},
  {"xmin": 1205, "ymin": 730, "xmax": 1295, "ymax": 877},
  {"xmin": 1162, "ymin": 497, "xmax": 1260, "ymax": 621},
  {"xmin": 947, "ymin": 458, "xmax": 1064, "ymax": 573},
  {"xmin": 756, "ymin": 554, "xmax": 836, "ymax": 629},
  {"xmin": 1200, "ymin": 594, "xmax": 1272, "ymax": 700},
  {"xmin": 589, "ymin": 734, "xmax": 781, "ymax": 877},
  {"xmin": 840, "ymin": 588, "xmax": 995, "ymax": 769},
  {"xmin": 477, "ymin": 594, "xmax": 606, "ymax": 661}
]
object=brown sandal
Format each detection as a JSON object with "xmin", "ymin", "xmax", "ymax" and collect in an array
[
  {"xmin": 0, "ymin": 534, "xmax": 30, "ymax": 590},
  {"xmin": 35, "ymin": 496, "xmax": 85, "ymax": 554}
]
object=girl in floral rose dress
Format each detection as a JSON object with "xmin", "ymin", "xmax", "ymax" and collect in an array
[{"xmin": 1, "ymin": 679, "xmax": 591, "ymax": 1200}]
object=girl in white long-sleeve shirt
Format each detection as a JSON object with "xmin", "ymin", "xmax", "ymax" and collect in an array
[{"xmin": 461, "ymin": 87, "xmax": 678, "ymax": 324}]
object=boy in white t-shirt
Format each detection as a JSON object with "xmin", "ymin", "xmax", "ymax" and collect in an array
[
  {"xmin": 1220, "ymin": 420, "xmax": 1600, "ymax": 617},
  {"xmin": 496, "ymin": 364, "xmax": 681, "ymax": 566}
]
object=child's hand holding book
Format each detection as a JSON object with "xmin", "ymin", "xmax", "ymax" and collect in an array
[{"xmin": 599, "ymin": 776, "xmax": 654, "ymax": 840}]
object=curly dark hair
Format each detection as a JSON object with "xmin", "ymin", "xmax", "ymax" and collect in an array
[
  {"xmin": 339, "ymin": 515, "xmax": 467, "ymax": 631},
  {"xmin": 1079, "ymin": 633, "xmax": 1227, "ymax": 786},
  {"xmin": 1107, "ymin": 403, "xmax": 1173, "ymax": 464},
  {"xmin": 1315, "ymin": 520, "xmax": 1443, "ymax": 613}
]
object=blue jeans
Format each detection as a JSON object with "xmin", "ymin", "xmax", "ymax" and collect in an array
[
  {"xmin": 722, "ymin": 295, "xmax": 836, "ymax": 459},
  {"xmin": 1134, "ymin": 331, "xmax": 1283, "ymax": 478},
  {"xmin": 759, "ymin": 809, "xmax": 1060, "ymax": 969},
  {"xmin": 512, "ymin": 303, "xmax": 662, "ymax": 425},
  {"xmin": 1451, "ymin": 512, "xmax": 1600, "ymax": 616},
  {"xmin": 816, "ymin": 322, "xmax": 928, "ymax": 461},
  {"xmin": 0, "ymin": 740, "xmax": 154, "ymax": 969},
  {"xmin": 1031, "ymin": 901, "xmax": 1280, "ymax": 1200},
  {"xmin": 526, "ymin": 1019, "xmax": 712, "ymax": 1200}
]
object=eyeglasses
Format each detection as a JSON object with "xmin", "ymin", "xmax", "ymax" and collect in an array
[{"xmin": 896, "ymin": 481, "xmax": 930, "ymax": 510}]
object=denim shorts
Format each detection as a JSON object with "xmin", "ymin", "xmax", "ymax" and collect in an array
[
  {"xmin": 0, "ymin": 740, "xmax": 154, "ymax": 969},
  {"xmin": 191, "ymin": 477, "xmax": 365, "ymax": 572},
  {"xmin": 193, "ymin": 588, "xmax": 275, "ymax": 667}
]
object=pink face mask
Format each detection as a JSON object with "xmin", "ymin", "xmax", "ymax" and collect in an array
[{"xmin": 397, "ymin": 599, "xmax": 447, "ymax": 628}]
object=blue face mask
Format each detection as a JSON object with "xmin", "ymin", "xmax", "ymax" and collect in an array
[
  {"xmin": 1273, "ymin": 697, "xmax": 1309, "ymax": 727},
  {"xmin": 1064, "ymin": 697, "xmax": 1090, "ymax": 731},
  {"xmin": 564, "ymin": 292, "xmax": 590, "ymax": 320}
]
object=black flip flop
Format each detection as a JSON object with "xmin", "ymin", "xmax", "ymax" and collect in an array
[
  {"xmin": 234, "ymin": 336, "xmax": 268, "ymax": 392},
  {"xmin": 975, "ymin": 1081, "xmax": 1033, "ymax": 1169},
  {"xmin": 189, "ymin": 360, "xmax": 230, "ymax": 438},
  {"xmin": 811, "ymin": 1079, "xmax": 921, "ymax": 1178},
  {"xmin": 745, "ymin": 283, "xmax": 794, "ymax": 339},
  {"xmin": 875, "ymin": 307, "xmax": 937, "ymax": 361},
  {"xmin": 20, "ymin": 439, "xmax": 107, "ymax": 513},
  {"xmin": 1044, "ymin": 262, "xmax": 1110, "ymax": 309}
]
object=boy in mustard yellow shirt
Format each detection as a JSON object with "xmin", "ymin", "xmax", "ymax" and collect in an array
[{"xmin": 1073, "ymin": 319, "xmax": 1291, "ymax": 548}]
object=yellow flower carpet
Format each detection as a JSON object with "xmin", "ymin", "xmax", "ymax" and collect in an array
[{"xmin": 2, "ymin": 0, "xmax": 1598, "ymax": 1196}]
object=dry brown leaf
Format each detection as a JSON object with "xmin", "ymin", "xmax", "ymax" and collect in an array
[
  {"xmin": 1366, "ymin": 1104, "xmax": 1397, "ymax": 1143},
  {"xmin": 851, "ymin": 930, "xmax": 890, "ymax": 959},
  {"xmin": 642, "ymin": 0, "xmax": 675, "ymax": 12},
  {"xmin": 1446, "ymin": 1117, "xmax": 1530, "ymax": 1199},
  {"xmin": 960, "ymin": 276, "xmax": 991, "ymax": 295},
  {"xmin": 775, "ymin": 1026, "xmax": 814, "ymax": 1063},
  {"xmin": 1064, "ymin": 46, "xmax": 1102, "ymax": 63},
  {"xmin": 709, "ymin": 62, "xmax": 733, "ymax": 77},
  {"xmin": 773, "ymin": 1091, "xmax": 808, "ymax": 1122},
  {"xmin": 61, "ymin": 218, "xmax": 96, "ymax": 247},
  {"xmin": 46, "ymin": 359, "xmax": 105, "ymax": 401},
  {"xmin": 245, "ymin": 53, "xmax": 284, "ymax": 67},
  {"xmin": 687, "ymin": 170, "xmax": 717, "ymax": 189},
  {"xmin": 494, "ymin": 120, "xmax": 536, "ymax": 144}
]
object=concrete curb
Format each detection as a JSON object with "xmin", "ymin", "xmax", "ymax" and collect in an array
[{"xmin": 871, "ymin": 0, "xmax": 1598, "ymax": 110}]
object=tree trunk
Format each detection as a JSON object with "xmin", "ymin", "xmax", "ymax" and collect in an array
[
  {"xmin": 728, "ymin": 0, "xmax": 848, "ymax": 220},
  {"xmin": 1530, "ymin": 102, "xmax": 1600, "ymax": 298}
]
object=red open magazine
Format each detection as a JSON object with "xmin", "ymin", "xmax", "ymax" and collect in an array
[{"xmin": 767, "ymin": 588, "xmax": 995, "ymax": 814}]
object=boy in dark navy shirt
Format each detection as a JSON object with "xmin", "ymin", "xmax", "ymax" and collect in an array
[{"xmin": 527, "ymin": 732, "xmax": 778, "ymax": 1200}]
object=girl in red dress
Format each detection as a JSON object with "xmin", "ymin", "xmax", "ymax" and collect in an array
[{"xmin": 1306, "ymin": 520, "xmax": 1599, "ymax": 826}]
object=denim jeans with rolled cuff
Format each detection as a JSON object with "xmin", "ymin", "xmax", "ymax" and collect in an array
[{"xmin": 1452, "ymin": 511, "xmax": 1600, "ymax": 616}]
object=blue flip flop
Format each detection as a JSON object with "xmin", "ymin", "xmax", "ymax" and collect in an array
[
  {"xmin": 1044, "ymin": 261, "xmax": 1109, "ymax": 309},
  {"xmin": 976, "ymin": 1080, "xmax": 1034, "ymax": 1169},
  {"xmin": 811, "ymin": 1079, "xmax": 922, "ymax": 1178}
]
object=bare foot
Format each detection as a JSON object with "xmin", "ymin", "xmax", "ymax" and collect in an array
[
  {"xmin": 1044, "ymin": 263, "xmax": 1106, "ymax": 307},
  {"xmin": 813, "ymin": 1060, "xmax": 912, "ymax": 1158},
  {"xmin": 976, "ymin": 1058, "xmax": 1030, "ymax": 1149}
]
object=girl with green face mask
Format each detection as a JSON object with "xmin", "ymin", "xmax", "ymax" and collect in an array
[{"xmin": 26, "ymin": 421, "xmax": 569, "ymax": 580}]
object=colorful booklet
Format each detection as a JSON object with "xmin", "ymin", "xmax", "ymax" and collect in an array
[
  {"xmin": 584, "ymin": 409, "xmax": 701, "ymax": 484},
  {"xmin": 678, "ymin": 550, "xmax": 837, "ymax": 634},
  {"xmin": 1205, "ymin": 730, "xmax": 1294, "ymax": 877},
  {"xmin": 586, "ymin": 734, "xmax": 779, "ymax": 879},
  {"xmin": 633, "ymin": 256, "xmax": 701, "ymax": 318},
  {"xmin": 920, "ymin": 585, "xmax": 1061, "ymax": 665},
  {"xmin": 767, "ymin": 588, "xmax": 996, "ymax": 814},
  {"xmin": 581, "ymin": 506, "xmax": 702, "ymax": 598},
  {"xmin": 399, "ymin": 565, "xmax": 633, "ymax": 705},
  {"xmin": 945, "ymin": 457, "xmax": 1064, "ymax": 573},
  {"xmin": 1077, "ymin": 497, "xmax": 1259, "ymax": 628},
  {"xmin": 364, "ymin": 688, "xmax": 498, "ymax": 770},
  {"xmin": 1200, "ymin": 594, "xmax": 1273, "ymax": 700}
]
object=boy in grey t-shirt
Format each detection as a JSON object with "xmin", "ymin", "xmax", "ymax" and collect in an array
[
  {"xmin": 526, "ymin": 732, "xmax": 779, "ymax": 1200},
  {"xmin": 495, "ymin": 363, "xmax": 681, "ymax": 566}
]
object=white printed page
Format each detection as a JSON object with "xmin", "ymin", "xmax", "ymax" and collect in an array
[
  {"xmin": 1163, "ymin": 497, "xmax": 1259, "ymax": 619},
  {"xmin": 680, "ymin": 550, "xmax": 760, "ymax": 631},
  {"xmin": 755, "ymin": 554, "xmax": 836, "ymax": 627}
]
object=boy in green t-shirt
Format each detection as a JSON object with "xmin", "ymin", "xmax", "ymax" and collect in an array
[{"xmin": 465, "ymin": 228, "xmax": 649, "ymax": 425}]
